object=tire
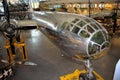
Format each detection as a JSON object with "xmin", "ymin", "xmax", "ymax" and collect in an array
[
  {"xmin": 79, "ymin": 73, "xmax": 96, "ymax": 80},
  {"xmin": 79, "ymin": 74, "xmax": 88, "ymax": 80}
]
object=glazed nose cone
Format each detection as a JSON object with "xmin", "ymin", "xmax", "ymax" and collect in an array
[{"xmin": 88, "ymin": 30, "xmax": 110, "ymax": 59}]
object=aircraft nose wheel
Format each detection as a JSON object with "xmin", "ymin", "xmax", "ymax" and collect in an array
[{"xmin": 79, "ymin": 73, "xmax": 96, "ymax": 80}]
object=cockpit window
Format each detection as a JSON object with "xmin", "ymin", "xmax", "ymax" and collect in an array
[
  {"xmin": 102, "ymin": 31, "xmax": 109, "ymax": 41},
  {"xmin": 66, "ymin": 24, "xmax": 73, "ymax": 31},
  {"xmin": 61, "ymin": 22, "xmax": 69, "ymax": 30},
  {"xmin": 84, "ymin": 19, "xmax": 91, "ymax": 23},
  {"xmin": 95, "ymin": 22, "xmax": 102, "ymax": 29},
  {"xmin": 79, "ymin": 30, "xmax": 90, "ymax": 38},
  {"xmin": 88, "ymin": 42, "xmax": 100, "ymax": 55},
  {"xmin": 90, "ymin": 23, "xmax": 98, "ymax": 30},
  {"xmin": 85, "ymin": 25, "xmax": 94, "ymax": 33},
  {"xmin": 77, "ymin": 21, "xmax": 86, "ymax": 27},
  {"xmin": 101, "ymin": 42, "xmax": 109, "ymax": 49},
  {"xmin": 72, "ymin": 26, "xmax": 80, "ymax": 34},
  {"xmin": 72, "ymin": 18, "xmax": 79, "ymax": 23},
  {"xmin": 91, "ymin": 32, "xmax": 105, "ymax": 44}
]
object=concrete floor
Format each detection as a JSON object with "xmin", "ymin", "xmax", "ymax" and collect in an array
[
  {"xmin": 0, "ymin": 20, "xmax": 120, "ymax": 80},
  {"xmin": 12, "ymin": 28, "xmax": 120, "ymax": 80}
]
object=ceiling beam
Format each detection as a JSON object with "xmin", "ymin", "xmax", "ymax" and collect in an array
[{"xmin": 42, "ymin": 0, "xmax": 117, "ymax": 4}]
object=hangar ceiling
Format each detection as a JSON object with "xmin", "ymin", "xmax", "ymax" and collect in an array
[
  {"xmin": 0, "ymin": 0, "xmax": 119, "ymax": 3},
  {"xmin": 41, "ymin": 0, "xmax": 119, "ymax": 4}
]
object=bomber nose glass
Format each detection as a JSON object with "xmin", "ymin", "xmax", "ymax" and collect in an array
[
  {"xmin": 89, "ymin": 30, "xmax": 110, "ymax": 56},
  {"xmin": 61, "ymin": 17, "xmax": 110, "ymax": 59}
]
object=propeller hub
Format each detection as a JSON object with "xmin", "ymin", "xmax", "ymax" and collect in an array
[
  {"xmin": 5, "ymin": 24, "xmax": 15, "ymax": 35},
  {"xmin": 1, "ymin": 20, "xmax": 19, "ymax": 39}
]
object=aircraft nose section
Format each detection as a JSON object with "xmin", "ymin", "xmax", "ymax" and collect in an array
[{"xmin": 88, "ymin": 30, "xmax": 110, "ymax": 59}]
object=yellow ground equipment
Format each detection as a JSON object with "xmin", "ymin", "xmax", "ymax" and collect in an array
[
  {"xmin": 60, "ymin": 59, "xmax": 104, "ymax": 80},
  {"xmin": 60, "ymin": 69, "xmax": 104, "ymax": 80},
  {"xmin": 4, "ymin": 37, "xmax": 28, "ymax": 64}
]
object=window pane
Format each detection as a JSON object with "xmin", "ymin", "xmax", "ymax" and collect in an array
[
  {"xmin": 85, "ymin": 25, "xmax": 94, "ymax": 33},
  {"xmin": 88, "ymin": 43, "xmax": 100, "ymax": 55},
  {"xmin": 102, "ymin": 31, "xmax": 110, "ymax": 41},
  {"xmin": 101, "ymin": 42, "xmax": 109, "ymax": 49},
  {"xmin": 77, "ymin": 21, "xmax": 86, "ymax": 27},
  {"xmin": 84, "ymin": 19, "xmax": 91, "ymax": 23},
  {"xmin": 91, "ymin": 32, "xmax": 105, "ymax": 44},
  {"xmin": 95, "ymin": 22, "xmax": 102, "ymax": 29},
  {"xmin": 61, "ymin": 22, "xmax": 69, "ymax": 30},
  {"xmin": 79, "ymin": 30, "xmax": 90, "ymax": 38},
  {"xmin": 90, "ymin": 23, "xmax": 98, "ymax": 30},
  {"xmin": 72, "ymin": 26, "xmax": 80, "ymax": 34},
  {"xmin": 66, "ymin": 24, "xmax": 73, "ymax": 31},
  {"xmin": 72, "ymin": 18, "xmax": 79, "ymax": 23}
]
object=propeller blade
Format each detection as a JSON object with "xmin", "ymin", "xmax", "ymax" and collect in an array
[
  {"xmin": 16, "ymin": 26, "xmax": 37, "ymax": 30},
  {"xmin": 2, "ymin": 0, "xmax": 10, "ymax": 23}
]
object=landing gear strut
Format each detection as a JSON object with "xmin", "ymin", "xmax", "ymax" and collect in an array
[{"xmin": 79, "ymin": 59, "xmax": 96, "ymax": 80}]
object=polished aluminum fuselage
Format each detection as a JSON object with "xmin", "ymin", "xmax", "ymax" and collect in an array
[{"xmin": 32, "ymin": 11, "xmax": 110, "ymax": 60}]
